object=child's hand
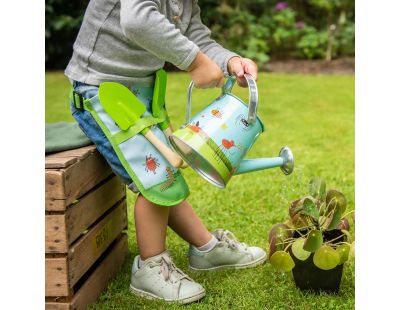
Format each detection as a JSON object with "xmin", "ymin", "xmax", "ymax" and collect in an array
[
  {"xmin": 227, "ymin": 57, "xmax": 258, "ymax": 87},
  {"xmin": 188, "ymin": 52, "xmax": 224, "ymax": 88}
]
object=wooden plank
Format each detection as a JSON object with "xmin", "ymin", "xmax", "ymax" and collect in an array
[
  {"xmin": 62, "ymin": 152, "xmax": 112, "ymax": 206},
  {"xmin": 45, "ymin": 201, "xmax": 127, "ymax": 297},
  {"xmin": 65, "ymin": 176, "xmax": 125, "ymax": 246},
  {"xmin": 70, "ymin": 234, "xmax": 128, "ymax": 310},
  {"xmin": 45, "ymin": 170, "xmax": 65, "ymax": 205},
  {"xmin": 46, "ymin": 215, "xmax": 68, "ymax": 253},
  {"xmin": 45, "ymin": 150, "xmax": 112, "ymax": 209},
  {"xmin": 45, "ymin": 176, "xmax": 125, "ymax": 253},
  {"xmin": 46, "ymin": 234, "xmax": 128, "ymax": 310},
  {"xmin": 45, "ymin": 157, "xmax": 78, "ymax": 169},
  {"xmin": 68, "ymin": 200, "xmax": 127, "ymax": 286},
  {"xmin": 45, "ymin": 146, "xmax": 96, "ymax": 169},
  {"xmin": 56, "ymin": 145, "xmax": 96, "ymax": 158},
  {"xmin": 45, "ymin": 302, "xmax": 70, "ymax": 310},
  {"xmin": 45, "ymin": 257, "xmax": 69, "ymax": 297},
  {"xmin": 45, "ymin": 199, "xmax": 68, "ymax": 212}
]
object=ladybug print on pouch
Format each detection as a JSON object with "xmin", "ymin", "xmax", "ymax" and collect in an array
[{"xmin": 143, "ymin": 154, "xmax": 160, "ymax": 174}]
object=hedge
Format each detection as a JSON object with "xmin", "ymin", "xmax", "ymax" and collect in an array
[{"xmin": 45, "ymin": 0, "xmax": 354, "ymax": 69}]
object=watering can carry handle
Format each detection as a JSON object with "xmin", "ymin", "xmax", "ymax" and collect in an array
[{"xmin": 186, "ymin": 73, "xmax": 259, "ymax": 125}]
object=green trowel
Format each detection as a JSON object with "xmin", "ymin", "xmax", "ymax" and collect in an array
[
  {"xmin": 98, "ymin": 82, "xmax": 144, "ymax": 131},
  {"xmin": 98, "ymin": 82, "xmax": 183, "ymax": 168}
]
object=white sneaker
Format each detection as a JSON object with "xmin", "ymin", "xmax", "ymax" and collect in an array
[
  {"xmin": 130, "ymin": 250, "xmax": 205, "ymax": 304},
  {"xmin": 189, "ymin": 229, "xmax": 267, "ymax": 271}
]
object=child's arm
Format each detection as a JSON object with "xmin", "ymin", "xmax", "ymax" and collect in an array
[
  {"xmin": 120, "ymin": 0, "xmax": 223, "ymax": 87},
  {"xmin": 185, "ymin": 2, "xmax": 258, "ymax": 86}
]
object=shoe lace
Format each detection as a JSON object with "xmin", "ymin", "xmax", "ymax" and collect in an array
[
  {"xmin": 149, "ymin": 255, "xmax": 190, "ymax": 284},
  {"xmin": 215, "ymin": 229, "xmax": 248, "ymax": 251}
]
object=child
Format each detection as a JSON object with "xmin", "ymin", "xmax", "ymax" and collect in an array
[{"xmin": 65, "ymin": 0, "xmax": 265, "ymax": 304}]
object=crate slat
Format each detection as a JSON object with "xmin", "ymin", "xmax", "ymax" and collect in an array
[
  {"xmin": 45, "ymin": 234, "xmax": 128, "ymax": 310},
  {"xmin": 70, "ymin": 234, "xmax": 128, "ymax": 310},
  {"xmin": 45, "ymin": 199, "xmax": 68, "ymax": 212},
  {"xmin": 45, "ymin": 145, "xmax": 96, "ymax": 169},
  {"xmin": 65, "ymin": 176, "xmax": 125, "ymax": 247},
  {"xmin": 45, "ymin": 176, "xmax": 125, "ymax": 253},
  {"xmin": 45, "ymin": 200, "xmax": 127, "ymax": 296},
  {"xmin": 45, "ymin": 157, "xmax": 79, "ymax": 169},
  {"xmin": 68, "ymin": 200, "xmax": 127, "ymax": 286},
  {"xmin": 45, "ymin": 149, "xmax": 112, "ymax": 210},
  {"xmin": 46, "ymin": 215, "xmax": 68, "ymax": 253},
  {"xmin": 44, "ymin": 303, "xmax": 70, "ymax": 310},
  {"xmin": 45, "ymin": 258, "xmax": 70, "ymax": 297}
]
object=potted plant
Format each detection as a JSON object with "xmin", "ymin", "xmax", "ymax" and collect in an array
[{"xmin": 268, "ymin": 177, "xmax": 355, "ymax": 293}]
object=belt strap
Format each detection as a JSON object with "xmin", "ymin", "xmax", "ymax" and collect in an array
[
  {"xmin": 70, "ymin": 87, "xmax": 167, "ymax": 145},
  {"xmin": 71, "ymin": 89, "xmax": 86, "ymax": 110},
  {"xmin": 111, "ymin": 113, "xmax": 166, "ymax": 145}
]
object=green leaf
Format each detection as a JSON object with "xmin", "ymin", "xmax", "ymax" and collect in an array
[
  {"xmin": 303, "ymin": 230, "xmax": 323, "ymax": 252},
  {"xmin": 327, "ymin": 207, "xmax": 342, "ymax": 230},
  {"xmin": 290, "ymin": 213, "xmax": 311, "ymax": 229},
  {"xmin": 291, "ymin": 238, "xmax": 311, "ymax": 261},
  {"xmin": 289, "ymin": 198, "xmax": 303, "ymax": 218},
  {"xmin": 313, "ymin": 245, "xmax": 340, "ymax": 270},
  {"xmin": 303, "ymin": 197, "xmax": 319, "ymax": 219},
  {"xmin": 268, "ymin": 223, "xmax": 291, "ymax": 243},
  {"xmin": 326, "ymin": 189, "xmax": 347, "ymax": 214},
  {"xmin": 336, "ymin": 244, "xmax": 350, "ymax": 264},
  {"xmin": 317, "ymin": 200, "xmax": 325, "ymax": 215},
  {"xmin": 268, "ymin": 235, "xmax": 284, "ymax": 258},
  {"xmin": 309, "ymin": 177, "xmax": 326, "ymax": 199},
  {"xmin": 269, "ymin": 251, "xmax": 295, "ymax": 272},
  {"xmin": 337, "ymin": 218, "xmax": 350, "ymax": 231},
  {"xmin": 318, "ymin": 215, "xmax": 332, "ymax": 230},
  {"xmin": 348, "ymin": 241, "xmax": 355, "ymax": 261}
]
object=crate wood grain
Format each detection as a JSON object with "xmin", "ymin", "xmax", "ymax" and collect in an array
[
  {"xmin": 45, "ymin": 145, "xmax": 113, "ymax": 211},
  {"xmin": 45, "ymin": 234, "xmax": 128, "ymax": 310},
  {"xmin": 45, "ymin": 200, "xmax": 127, "ymax": 297},
  {"xmin": 45, "ymin": 175, "xmax": 125, "ymax": 253},
  {"xmin": 45, "ymin": 145, "xmax": 95, "ymax": 169}
]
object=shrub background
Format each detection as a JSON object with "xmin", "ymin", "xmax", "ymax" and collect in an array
[{"xmin": 45, "ymin": 0, "xmax": 355, "ymax": 70}]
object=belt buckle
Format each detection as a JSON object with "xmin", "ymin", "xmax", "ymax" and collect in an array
[{"xmin": 72, "ymin": 90, "xmax": 84, "ymax": 111}]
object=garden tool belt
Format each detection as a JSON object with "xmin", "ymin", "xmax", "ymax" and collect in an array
[{"xmin": 70, "ymin": 89, "xmax": 189, "ymax": 206}]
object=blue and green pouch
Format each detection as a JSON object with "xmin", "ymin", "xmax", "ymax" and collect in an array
[{"xmin": 70, "ymin": 75, "xmax": 189, "ymax": 206}]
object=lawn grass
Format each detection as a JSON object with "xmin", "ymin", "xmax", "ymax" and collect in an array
[{"xmin": 46, "ymin": 71, "xmax": 355, "ymax": 310}]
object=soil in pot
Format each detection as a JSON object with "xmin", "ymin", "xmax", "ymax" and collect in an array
[{"xmin": 290, "ymin": 229, "xmax": 346, "ymax": 293}]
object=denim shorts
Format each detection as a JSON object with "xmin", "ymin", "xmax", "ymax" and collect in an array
[{"xmin": 70, "ymin": 81, "xmax": 155, "ymax": 193}]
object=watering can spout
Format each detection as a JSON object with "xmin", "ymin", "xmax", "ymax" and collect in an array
[{"xmin": 235, "ymin": 147, "xmax": 294, "ymax": 176}]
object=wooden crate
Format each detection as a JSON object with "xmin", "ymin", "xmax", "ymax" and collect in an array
[
  {"xmin": 45, "ymin": 235, "xmax": 128, "ymax": 310},
  {"xmin": 45, "ymin": 145, "xmax": 128, "ymax": 310}
]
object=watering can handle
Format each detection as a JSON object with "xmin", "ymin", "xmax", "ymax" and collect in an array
[{"xmin": 186, "ymin": 73, "xmax": 259, "ymax": 125}]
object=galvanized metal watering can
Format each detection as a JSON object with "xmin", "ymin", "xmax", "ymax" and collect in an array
[{"xmin": 169, "ymin": 74, "xmax": 294, "ymax": 188}]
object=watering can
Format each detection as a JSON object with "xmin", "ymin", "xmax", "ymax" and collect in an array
[{"xmin": 169, "ymin": 74, "xmax": 294, "ymax": 188}]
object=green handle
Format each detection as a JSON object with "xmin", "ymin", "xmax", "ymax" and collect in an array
[{"xmin": 153, "ymin": 69, "xmax": 169, "ymax": 130}]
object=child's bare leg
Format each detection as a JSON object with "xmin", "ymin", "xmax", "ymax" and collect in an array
[
  {"xmin": 168, "ymin": 200, "xmax": 212, "ymax": 247},
  {"xmin": 134, "ymin": 195, "xmax": 170, "ymax": 260}
]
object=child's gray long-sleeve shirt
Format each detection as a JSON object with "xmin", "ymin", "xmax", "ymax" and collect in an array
[{"xmin": 65, "ymin": 0, "xmax": 239, "ymax": 86}]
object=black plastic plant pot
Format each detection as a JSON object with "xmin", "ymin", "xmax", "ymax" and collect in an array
[{"xmin": 290, "ymin": 229, "xmax": 346, "ymax": 294}]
